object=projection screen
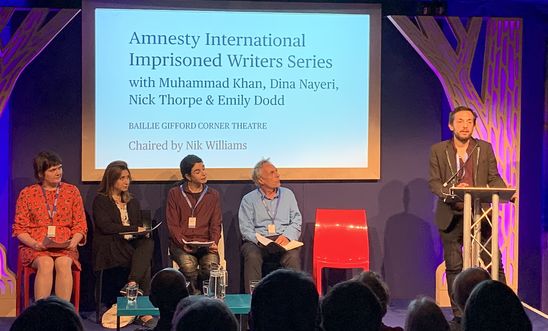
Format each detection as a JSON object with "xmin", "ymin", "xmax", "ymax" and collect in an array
[{"xmin": 82, "ymin": 0, "xmax": 381, "ymax": 181}]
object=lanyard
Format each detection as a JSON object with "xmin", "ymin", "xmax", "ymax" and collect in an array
[
  {"xmin": 41, "ymin": 183, "xmax": 61, "ymax": 223},
  {"xmin": 259, "ymin": 188, "xmax": 281, "ymax": 222},
  {"xmin": 180, "ymin": 184, "xmax": 208, "ymax": 217}
]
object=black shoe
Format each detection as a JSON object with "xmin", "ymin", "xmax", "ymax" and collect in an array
[
  {"xmin": 135, "ymin": 316, "xmax": 157, "ymax": 329},
  {"xmin": 449, "ymin": 316, "xmax": 462, "ymax": 331}
]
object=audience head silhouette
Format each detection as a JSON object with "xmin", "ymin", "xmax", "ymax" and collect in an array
[
  {"xmin": 404, "ymin": 296, "xmax": 449, "ymax": 331},
  {"xmin": 452, "ymin": 267, "xmax": 490, "ymax": 312},
  {"xmin": 149, "ymin": 268, "xmax": 189, "ymax": 313},
  {"xmin": 463, "ymin": 280, "xmax": 531, "ymax": 331},
  {"xmin": 172, "ymin": 296, "xmax": 238, "ymax": 331},
  {"xmin": 321, "ymin": 280, "xmax": 382, "ymax": 331},
  {"xmin": 10, "ymin": 296, "xmax": 83, "ymax": 331},
  {"xmin": 250, "ymin": 269, "xmax": 319, "ymax": 331},
  {"xmin": 354, "ymin": 271, "xmax": 390, "ymax": 317}
]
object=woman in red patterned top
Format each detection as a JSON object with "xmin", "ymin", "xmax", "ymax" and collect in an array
[{"xmin": 12, "ymin": 151, "xmax": 87, "ymax": 302}]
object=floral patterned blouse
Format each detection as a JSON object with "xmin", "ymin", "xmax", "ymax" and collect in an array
[{"xmin": 12, "ymin": 183, "xmax": 87, "ymax": 269}]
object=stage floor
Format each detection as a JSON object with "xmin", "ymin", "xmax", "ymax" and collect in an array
[{"xmin": 0, "ymin": 300, "xmax": 546, "ymax": 330}]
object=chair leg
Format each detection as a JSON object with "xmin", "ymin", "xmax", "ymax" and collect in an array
[
  {"xmin": 16, "ymin": 270, "xmax": 22, "ymax": 315},
  {"xmin": 23, "ymin": 270, "xmax": 31, "ymax": 309},
  {"xmin": 315, "ymin": 266, "xmax": 324, "ymax": 296},
  {"xmin": 95, "ymin": 270, "xmax": 103, "ymax": 324},
  {"xmin": 73, "ymin": 270, "xmax": 80, "ymax": 312}
]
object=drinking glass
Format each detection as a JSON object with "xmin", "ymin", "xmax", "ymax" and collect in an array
[
  {"xmin": 202, "ymin": 280, "xmax": 210, "ymax": 296},
  {"xmin": 126, "ymin": 284, "xmax": 139, "ymax": 302}
]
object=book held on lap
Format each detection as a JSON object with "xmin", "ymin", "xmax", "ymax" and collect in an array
[
  {"xmin": 182, "ymin": 239, "xmax": 214, "ymax": 247},
  {"xmin": 119, "ymin": 221, "xmax": 162, "ymax": 235},
  {"xmin": 255, "ymin": 233, "xmax": 303, "ymax": 254},
  {"xmin": 42, "ymin": 237, "xmax": 70, "ymax": 249}
]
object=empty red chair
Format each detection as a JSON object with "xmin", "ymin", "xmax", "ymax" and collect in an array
[
  {"xmin": 313, "ymin": 209, "xmax": 370, "ymax": 295},
  {"xmin": 16, "ymin": 253, "xmax": 81, "ymax": 314}
]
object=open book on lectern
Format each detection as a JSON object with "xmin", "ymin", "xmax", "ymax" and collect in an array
[
  {"xmin": 255, "ymin": 233, "xmax": 304, "ymax": 254},
  {"xmin": 450, "ymin": 187, "xmax": 516, "ymax": 202}
]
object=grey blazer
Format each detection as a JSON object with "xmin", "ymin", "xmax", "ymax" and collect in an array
[{"xmin": 428, "ymin": 138, "xmax": 506, "ymax": 231}]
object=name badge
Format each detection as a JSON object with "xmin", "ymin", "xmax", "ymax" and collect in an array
[
  {"xmin": 188, "ymin": 217, "xmax": 197, "ymax": 229},
  {"xmin": 267, "ymin": 224, "xmax": 276, "ymax": 234},
  {"xmin": 47, "ymin": 226, "xmax": 56, "ymax": 238}
]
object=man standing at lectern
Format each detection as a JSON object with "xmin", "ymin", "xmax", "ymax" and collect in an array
[
  {"xmin": 239, "ymin": 159, "xmax": 302, "ymax": 293},
  {"xmin": 428, "ymin": 106, "xmax": 507, "ymax": 323}
]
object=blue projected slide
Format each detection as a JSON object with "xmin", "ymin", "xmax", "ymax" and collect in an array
[{"xmin": 83, "ymin": 2, "xmax": 380, "ymax": 181}]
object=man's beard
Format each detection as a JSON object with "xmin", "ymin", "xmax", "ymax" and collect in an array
[{"xmin": 454, "ymin": 132, "xmax": 471, "ymax": 143}]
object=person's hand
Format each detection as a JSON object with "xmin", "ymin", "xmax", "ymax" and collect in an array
[
  {"xmin": 67, "ymin": 239, "xmax": 79, "ymax": 250},
  {"xmin": 275, "ymin": 235, "xmax": 290, "ymax": 246},
  {"xmin": 456, "ymin": 182, "xmax": 469, "ymax": 187},
  {"xmin": 209, "ymin": 242, "xmax": 218, "ymax": 253},
  {"xmin": 183, "ymin": 244, "xmax": 194, "ymax": 253},
  {"xmin": 510, "ymin": 192, "xmax": 518, "ymax": 203},
  {"xmin": 67, "ymin": 233, "xmax": 84, "ymax": 250},
  {"xmin": 137, "ymin": 227, "xmax": 146, "ymax": 232},
  {"xmin": 32, "ymin": 241, "xmax": 47, "ymax": 251}
]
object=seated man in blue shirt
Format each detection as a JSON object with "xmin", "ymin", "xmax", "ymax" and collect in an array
[{"xmin": 238, "ymin": 159, "xmax": 302, "ymax": 293}]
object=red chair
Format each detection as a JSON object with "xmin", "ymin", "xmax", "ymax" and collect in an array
[
  {"xmin": 313, "ymin": 209, "xmax": 370, "ymax": 295},
  {"xmin": 16, "ymin": 254, "xmax": 81, "ymax": 314}
]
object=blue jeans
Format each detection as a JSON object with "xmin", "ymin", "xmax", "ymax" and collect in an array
[{"xmin": 170, "ymin": 243, "xmax": 219, "ymax": 294}]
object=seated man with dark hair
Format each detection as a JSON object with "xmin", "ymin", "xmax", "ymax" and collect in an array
[
  {"xmin": 405, "ymin": 296, "xmax": 450, "ymax": 331},
  {"xmin": 172, "ymin": 296, "xmax": 238, "ymax": 331},
  {"xmin": 354, "ymin": 271, "xmax": 403, "ymax": 331},
  {"xmin": 10, "ymin": 296, "xmax": 84, "ymax": 331},
  {"xmin": 452, "ymin": 267, "xmax": 491, "ymax": 315},
  {"xmin": 250, "ymin": 269, "xmax": 319, "ymax": 331},
  {"xmin": 147, "ymin": 268, "xmax": 190, "ymax": 331},
  {"xmin": 321, "ymin": 280, "xmax": 382, "ymax": 331}
]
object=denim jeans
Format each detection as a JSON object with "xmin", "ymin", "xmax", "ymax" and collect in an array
[{"xmin": 170, "ymin": 243, "xmax": 219, "ymax": 294}]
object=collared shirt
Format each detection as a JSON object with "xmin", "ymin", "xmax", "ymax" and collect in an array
[
  {"xmin": 452, "ymin": 139, "xmax": 476, "ymax": 186},
  {"xmin": 238, "ymin": 186, "xmax": 302, "ymax": 244}
]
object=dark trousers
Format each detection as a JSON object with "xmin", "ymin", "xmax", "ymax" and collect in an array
[
  {"xmin": 241, "ymin": 241, "xmax": 301, "ymax": 294},
  {"xmin": 127, "ymin": 237, "xmax": 154, "ymax": 295},
  {"xmin": 440, "ymin": 215, "xmax": 506, "ymax": 318}
]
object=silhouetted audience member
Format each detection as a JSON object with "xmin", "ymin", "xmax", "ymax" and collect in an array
[
  {"xmin": 10, "ymin": 296, "xmax": 83, "ymax": 331},
  {"xmin": 452, "ymin": 267, "xmax": 491, "ymax": 313},
  {"xmin": 147, "ymin": 268, "xmax": 190, "ymax": 331},
  {"xmin": 321, "ymin": 280, "xmax": 382, "ymax": 331},
  {"xmin": 463, "ymin": 280, "xmax": 532, "ymax": 331},
  {"xmin": 354, "ymin": 271, "xmax": 403, "ymax": 331},
  {"xmin": 405, "ymin": 296, "xmax": 449, "ymax": 331},
  {"xmin": 172, "ymin": 296, "xmax": 238, "ymax": 331},
  {"xmin": 250, "ymin": 269, "xmax": 319, "ymax": 331}
]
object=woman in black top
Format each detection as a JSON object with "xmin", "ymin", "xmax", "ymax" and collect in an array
[{"xmin": 92, "ymin": 160, "xmax": 154, "ymax": 326}]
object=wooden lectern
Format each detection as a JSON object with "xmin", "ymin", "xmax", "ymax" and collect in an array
[{"xmin": 450, "ymin": 187, "xmax": 515, "ymax": 280}]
